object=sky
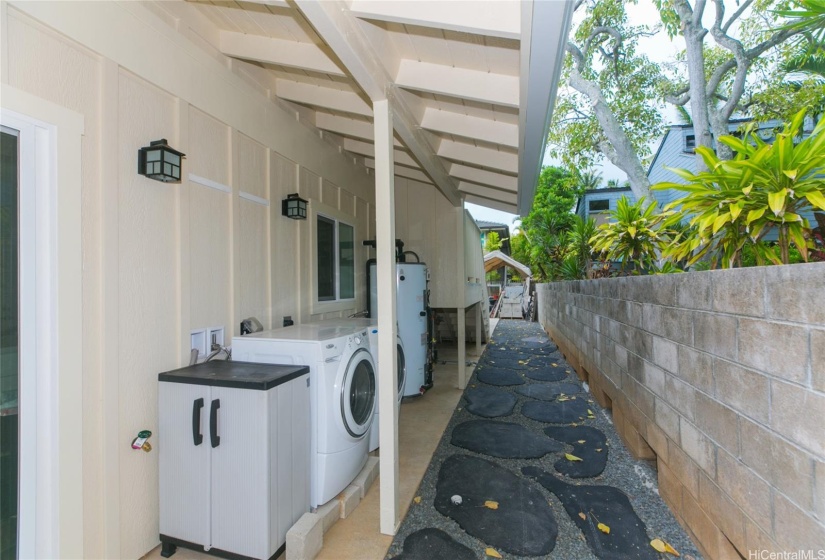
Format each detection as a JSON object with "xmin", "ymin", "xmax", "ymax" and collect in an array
[{"xmin": 467, "ymin": 1, "xmax": 687, "ymax": 228}]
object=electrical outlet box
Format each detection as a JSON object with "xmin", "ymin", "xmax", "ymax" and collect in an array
[
  {"xmin": 208, "ymin": 326, "xmax": 225, "ymax": 350},
  {"xmin": 191, "ymin": 329, "xmax": 207, "ymax": 359}
]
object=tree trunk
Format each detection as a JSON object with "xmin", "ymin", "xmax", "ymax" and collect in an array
[
  {"xmin": 684, "ymin": 25, "xmax": 715, "ymax": 171},
  {"xmin": 568, "ymin": 66, "xmax": 653, "ymax": 201}
]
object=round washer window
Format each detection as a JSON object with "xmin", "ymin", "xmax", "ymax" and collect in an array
[
  {"xmin": 396, "ymin": 343, "xmax": 406, "ymax": 396},
  {"xmin": 341, "ymin": 349, "xmax": 375, "ymax": 438}
]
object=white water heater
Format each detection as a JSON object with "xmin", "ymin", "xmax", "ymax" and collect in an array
[{"xmin": 369, "ymin": 262, "xmax": 428, "ymax": 397}]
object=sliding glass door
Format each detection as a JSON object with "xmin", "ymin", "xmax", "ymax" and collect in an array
[{"xmin": 0, "ymin": 127, "xmax": 19, "ymax": 559}]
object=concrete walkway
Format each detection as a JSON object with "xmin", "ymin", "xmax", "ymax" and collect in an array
[{"xmin": 386, "ymin": 320, "xmax": 702, "ymax": 560}]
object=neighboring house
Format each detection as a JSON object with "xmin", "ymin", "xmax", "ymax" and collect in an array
[
  {"xmin": 0, "ymin": 1, "xmax": 573, "ymax": 557},
  {"xmin": 575, "ymin": 186, "xmax": 635, "ymax": 226},
  {"xmin": 478, "ymin": 220, "xmax": 511, "ymax": 255}
]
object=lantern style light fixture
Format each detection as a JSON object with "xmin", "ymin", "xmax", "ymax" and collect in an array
[
  {"xmin": 138, "ymin": 139, "xmax": 185, "ymax": 183},
  {"xmin": 282, "ymin": 193, "xmax": 308, "ymax": 219}
]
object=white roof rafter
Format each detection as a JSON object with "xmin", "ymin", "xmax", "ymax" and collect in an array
[
  {"xmin": 395, "ymin": 60, "xmax": 519, "ymax": 108},
  {"xmin": 219, "ymin": 31, "xmax": 345, "ymax": 76},
  {"xmin": 294, "ymin": 0, "xmax": 462, "ymax": 206}
]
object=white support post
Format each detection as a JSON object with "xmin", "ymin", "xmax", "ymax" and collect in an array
[
  {"xmin": 476, "ymin": 302, "xmax": 482, "ymax": 354},
  {"xmin": 374, "ymin": 99, "xmax": 399, "ymax": 536},
  {"xmin": 456, "ymin": 205, "xmax": 467, "ymax": 389}
]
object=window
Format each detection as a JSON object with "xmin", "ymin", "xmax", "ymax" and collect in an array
[
  {"xmin": 589, "ymin": 199, "xmax": 609, "ymax": 212},
  {"xmin": 316, "ymin": 214, "xmax": 355, "ymax": 302},
  {"xmin": 684, "ymin": 134, "xmax": 696, "ymax": 153}
]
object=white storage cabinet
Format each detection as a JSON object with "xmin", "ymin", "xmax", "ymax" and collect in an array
[{"xmin": 158, "ymin": 361, "xmax": 310, "ymax": 560}]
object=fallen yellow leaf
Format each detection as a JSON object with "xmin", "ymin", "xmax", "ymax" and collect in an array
[
  {"xmin": 552, "ymin": 363, "xmax": 558, "ymax": 367},
  {"xmin": 578, "ymin": 512, "xmax": 586, "ymax": 520},
  {"xmin": 485, "ymin": 547, "xmax": 502, "ymax": 558},
  {"xmin": 651, "ymin": 539, "xmax": 680, "ymax": 556},
  {"xmin": 484, "ymin": 500, "xmax": 499, "ymax": 510},
  {"xmin": 413, "ymin": 496, "xmax": 421, "ymax": 504},
  {"xmin": 565, "ymin": 453, "xmax": 583, "ymax": 462},
  {"xmin": 588, "ymin": 409, "xmax": 594, "ymax": 415},
  {"xmin": 597, "ymin": 523, "xmax": 610, "ymax": 534},
  {"xmin": 596, "ymin": 448, "xmax": 603, "ymax": 452},
  {"xmin": 577, "ymin": 440, "xmax": 586, "ymax": 444}
]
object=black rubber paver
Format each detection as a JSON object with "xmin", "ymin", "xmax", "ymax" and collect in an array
[
  {"xmin": 522, "ymin": 398, "xmax": 590, "ymax": 423},
  {"xmin": 451, "ymin": 419, "xmax": 563, "ymax": 459},
  {"xmin": 386, "ymin": 319, "xmax": 702, "ymax": 560},
  {"xmin": 545, "ymin": 426, "xmax": 609, "ymax": 478},
  {"xmin": 388, "ymin": 528, "xmax": 477, "ymax": 560},
  {"xmin": 435, "ymin": 455, "xmax": 558, "ymax": 557},
  {"xmin": 463, "ymin": 387, "xmax": 517, "ymax": 418},
  {"xmin": 523, "ymin": 466, "xmax": 658, "ymax": 560},
  {"xmin": 476, "ymin": 366, "xmax": 525, "ymax": 386},
  {"xmin": 516, "ymin": 382, "xmax": 583, "ymax": 401},
  {"xmin": 525, "ymin": 366, "xmax": 568, "ymax": 382}
]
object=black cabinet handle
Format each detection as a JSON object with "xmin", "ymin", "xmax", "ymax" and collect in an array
[
  {"xmin": 209, "ymin": 399, "xmax": 221, "ymax": 448},
  {"xmin": 192, "ymin": 398, "xmax": 204, "ymax": 446}
]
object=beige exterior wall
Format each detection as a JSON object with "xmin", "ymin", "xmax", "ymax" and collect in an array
[
  {"xmin": 0, "ymin": 1, "xmax": 389, "ymax": 557},
  {"xmin": 537, "ymin": 264, "xmax": 825, "ymax": 558}
]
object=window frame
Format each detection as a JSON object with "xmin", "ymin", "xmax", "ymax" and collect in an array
[
  {"xmin": 588, "ymin": 199, "xmax": 609, "ymax": 213},
  {"xmin": 310, "ymin": 201, "xmax": 358, "ymax": 314}
]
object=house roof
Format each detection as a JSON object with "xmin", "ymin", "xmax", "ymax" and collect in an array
[
  {"xmin": 476, "ymin": 220, "xmax": 508, "ymax": 230},
  {"xmin": 483, "ymin": 250, "xmax": 531, "ymax": 277},
  {"xmin": 183, "ymin": 0, "xmax": 574, "ymax": 215}
]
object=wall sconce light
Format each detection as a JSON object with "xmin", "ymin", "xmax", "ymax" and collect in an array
[
  {"xmin": 138, "ymin": 139, "xmax": 185, "ymax": 183},
  {"xmin": 282, "ymin": 193, "xmax": 308, "ymax": 219}
]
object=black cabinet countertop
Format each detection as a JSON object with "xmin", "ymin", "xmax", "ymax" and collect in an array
[{"xmin": 158, "ymin": 360, "xmax": 309, "ymax": 391}]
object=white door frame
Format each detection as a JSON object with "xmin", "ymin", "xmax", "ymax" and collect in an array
[{"xmin": 2, "ymin": 108, "xmax": 60, "ymax": 560}]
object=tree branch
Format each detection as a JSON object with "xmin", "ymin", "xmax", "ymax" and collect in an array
[
  {"xmin": 665, "ymin": 85, "xmax": 691, "ymax": 106},
  {"xmin": 566, "ymin": 42, "xmax": 586, "ymax": 73},
  {"xmin": 722, "ymin": 0, "xmax": 755, "ymax": 34}
]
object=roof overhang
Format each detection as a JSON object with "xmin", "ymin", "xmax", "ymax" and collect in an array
[{"xmin": 182, "ymin": 0, "xmax": 575, "ymax": 215}]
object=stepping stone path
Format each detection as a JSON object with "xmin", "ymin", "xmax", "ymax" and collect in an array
[
  {"xmin": 387, "ymin": 320, "xmax": 700, "ymax": 560},
  {"xmin": 523, "ymin": 466, "xmax": 658, "ymax": 560},
  {"xmin": 545, "ymin": 425, "xmax": 609, "ymax": 478},
  {"xmin": 525, "ymin": 366, "xmax": 568, "ymax": 382},
  {"xmin": 388, "ymin": 528, "xmax": 476, "ymax": 560},
  {"xmin": 451, "ymin": 419, "xmax": 563, "ymax": 459},
  {"xmin": 462, "ymin": 387, "xmax": 517, "ymax": 418},
  {"xmin": 522, "ymin": 397, "xmax": 590, "ymax": 423},
  {"xmin": 516, "ymin": 382, "xmax": 583, "ymax": 401},
  {"xmin": 476, "ymin": 366, "xmax": 525, "ymax": 386},
  {"xmin": 434, "ymin": 455, "xmax": 558, "ymax": 556}
]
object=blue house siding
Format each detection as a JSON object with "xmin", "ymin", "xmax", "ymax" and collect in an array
[{"xmin": 576, "ymin": 187, "xmax": 636, "ymax": 224}]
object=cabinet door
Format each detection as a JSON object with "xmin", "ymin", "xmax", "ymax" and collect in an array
[
  {"xmin": 209, "ymin": 387, "xmax": 269, "ymax": 558},
  {"xmin": 158, "ymin": 382, "xmax": 211, "ymax": 545}
]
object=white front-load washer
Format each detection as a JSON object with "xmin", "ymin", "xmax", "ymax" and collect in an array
[
  {"xmin": 231, "ymin": 322, "xmax": 376, "ymax": 508},
  {"xmin": 365, "ymin": 325, "xmax": 405, "ymax": 452}
]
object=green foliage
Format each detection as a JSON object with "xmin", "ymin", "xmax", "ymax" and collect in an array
[
  {"xmin": 653, "ymin": 109, "xmax": 825, "ymax": 267},
  {"xmin": 590, "ymin": 196, "xmax": 673, "ymax": 272},
  {"xmin": 568, "ymin": 216, "xmax": 598, "ymax": 279},
  {"xmin": 484, "ymin": 231, "xmax": 503, "ymax": 253}
]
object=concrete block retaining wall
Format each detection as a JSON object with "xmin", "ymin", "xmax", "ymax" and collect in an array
[{"xmin": 537, "ymin": 262, "xmax": 825, "ymax": 559}]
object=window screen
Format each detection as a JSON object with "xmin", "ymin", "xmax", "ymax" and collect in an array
[
  {"xmin": 317, "ymin": 215, "xmax": 335, "ymax": 301},
  {"xmin": 589, "ymin": 199, "xmax": 609, "ymax": 212},
  {"xmin": 339, "ymin": 222, "xmax": 354, "ymax": 299}
]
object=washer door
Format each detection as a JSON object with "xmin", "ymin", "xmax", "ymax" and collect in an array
[
  {"xmin": 341, "ymin": 348, "xmax": 376, "ymax": 438},
  {"xmin": 396, "ymin": 341, "xmax": 406, "ymax": 401}
]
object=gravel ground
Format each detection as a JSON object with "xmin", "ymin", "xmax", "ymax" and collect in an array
[{"xmin": 386, "ymin": 320, "xmax": 702, "ymax": 560}]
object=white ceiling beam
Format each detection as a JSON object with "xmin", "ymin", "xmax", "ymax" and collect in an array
[
  {"xmin": 463, "ymin": 193, "xmax": 518, "ymax": 214},
  {"xmin": 314, "ymin": 113, "xmax": 404, "ymax": 146},
  {"xmin": 458, "ymin": 182, "xmax": 518, "ymax": 205},
  {"xmin": 275, "ymin": 79, "xmax": 373, "ymax": 117},
  {"xmin": 364, "ymin": 158, "xmax": 433, "ymax": 184},
  {"xmin": 219, "ymin": 30, "xmax": 345, "ymax": 76},
  {"xmin": 348, "ymin": 0, "xmax": 520, "ymax": 40},
  {"xmin": 421, "ymin": 107, "xmax": 518, "ymax": 148},
  {"xmin": 294, "ymin": 0, "xmax": 461, "ymax": 206},
  {"xmin": 395, "ymin": 60, "xmax": 519, "ymax": 108},
  {"xmin": 438, "ymin": 139, "xmax": 518, "ymax": 174},
  {"xmin": 517, "ymin": 0, "xmax": 575, "ymax": 215},
  {"xmin": 449, "ymin": 163, "xmax": 517, "ymax": 192},
  {"xmin": 343, "ymin": 139, "xmax": 419, "ymax": 168}
]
